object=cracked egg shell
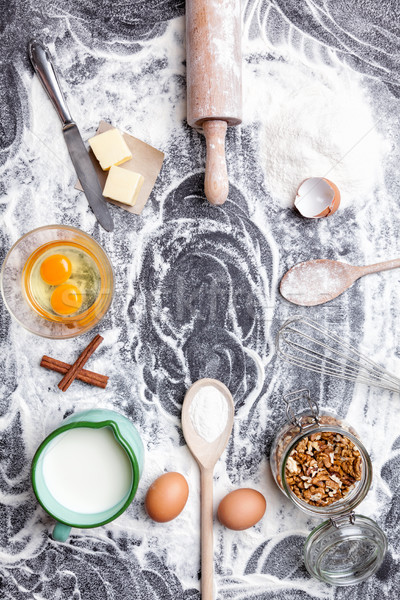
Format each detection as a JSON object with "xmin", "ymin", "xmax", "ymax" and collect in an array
[{"xmin": 295, "ymin": 177, "xmax": 340, "ymax": 218}]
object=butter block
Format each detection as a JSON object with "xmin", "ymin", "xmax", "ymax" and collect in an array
[
  {"xmin": 103, "ymin": 166, "xmax": 144, "ymax": 206},
  {"xmin": 88, "ymin": 128, "xmax": 132, "ymax": 171}
]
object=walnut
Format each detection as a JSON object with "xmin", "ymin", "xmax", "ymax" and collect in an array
[
  {"xmin": 286, "ymin": 456, "xmax": 300, "ymax": 474},
  {"xmin": 295, "ymin": 439, "xmax": 307, "ymax": 453},
  {"xmin": 284, "ymin": 431, "xmax": 362, "ymax": 506}
]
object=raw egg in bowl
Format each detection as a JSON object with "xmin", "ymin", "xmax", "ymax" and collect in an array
[{"xmin": 0, "ymin": 225, "xmax": 114, "ymax": 339}]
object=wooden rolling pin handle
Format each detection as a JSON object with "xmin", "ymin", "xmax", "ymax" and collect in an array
[
  {"xmin": 203, "ymin": 120, "xmax": 228, "ymax": 206},
  {"xmin": 201, "ymin": 467, "xmax": 215, "ymax": 599}
]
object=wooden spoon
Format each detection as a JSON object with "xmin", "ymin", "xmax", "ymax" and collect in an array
[
  {"xmin": 182, "ymin": 378, "xmax": 234, "ymax": 600},
  {"xmin": 280, "ymin": 258, "xmax": 400, "ymax": 306}
]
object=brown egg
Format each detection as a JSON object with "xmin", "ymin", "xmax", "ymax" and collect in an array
[
  {"xmin": 217, "ymin": 488, "xmax": 266, "ymax": 531},
  {"xmin": 145, "ymin": 472, "xmax": 189, "ymax": 523}
]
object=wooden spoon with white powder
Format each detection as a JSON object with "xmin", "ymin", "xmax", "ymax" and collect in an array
[
  {"xmin": 182, "ymin": 379, "xmax": 234, "ymax": 600},
  {"xmin": 280, "ymin": 258, "xmax": 400, "ymax": 306}
]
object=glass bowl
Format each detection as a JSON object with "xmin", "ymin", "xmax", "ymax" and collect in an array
[{"xmin": 1, "ymin": 225, "xmax": 114, "ymax": 339}]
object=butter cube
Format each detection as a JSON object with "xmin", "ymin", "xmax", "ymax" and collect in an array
[
  {"xmin": 103, "ymin": 166, "xmax": 144, "ymax": 206},
  {"xmin": 88, "ymin": 129, "xmax": 132, "ymax": 171}
]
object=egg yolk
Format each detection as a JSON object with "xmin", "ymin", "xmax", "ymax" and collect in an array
[
  {"xmin": 51, "ymin": 284, "xmax": 82, "ymax": 316},
  {"xmin": 40, "ymin": 254, "xmax": 72, "ymax": 285}
]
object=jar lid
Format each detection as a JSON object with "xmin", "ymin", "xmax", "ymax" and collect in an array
[{"xmin": 303, "ymin": 513, "xmax": 387, "ymax": 586}]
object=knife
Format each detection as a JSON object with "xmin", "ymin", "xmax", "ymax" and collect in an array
[{"xmin": 28, "ymin": 39, "xmax": 114, "ymax": 232}]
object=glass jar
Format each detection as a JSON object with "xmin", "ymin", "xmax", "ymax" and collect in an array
[{"xmin": 270, "ymin": 389, "xmax": 387, "ymax": 586}]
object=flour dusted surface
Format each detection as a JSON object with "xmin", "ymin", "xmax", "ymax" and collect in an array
[{"xmin": 2, "ymin": 1, "xmax": 400, "ymax": 599}]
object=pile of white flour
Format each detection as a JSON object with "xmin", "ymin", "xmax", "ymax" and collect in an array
[{"xmin": 244, "ymin": 58, "xmax": 388, "ymax": 208}]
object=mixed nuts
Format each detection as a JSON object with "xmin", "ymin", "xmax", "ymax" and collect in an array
[{"xmin": 285, "ymin": 431, "xmax": 362, "ymax": 506}]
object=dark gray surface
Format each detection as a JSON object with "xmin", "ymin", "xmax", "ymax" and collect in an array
[{"xmin": 1, "ymin": 1, "xmax": 400, "ymax": 598}]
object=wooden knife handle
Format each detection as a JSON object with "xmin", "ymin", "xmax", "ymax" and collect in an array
[{"xmin": 203, "ymin": 120, "xmax": 228, "ymax": 206}]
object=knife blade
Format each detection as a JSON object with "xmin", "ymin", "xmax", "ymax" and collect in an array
[
  {"xmin": 63, "ymin": 123, "xmax": 114, "ymax": 231},
  {"xmin": 28, "ymin": 39, "xmax": 114, "ymax": 232}
]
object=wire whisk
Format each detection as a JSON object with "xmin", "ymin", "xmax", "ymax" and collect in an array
[{"xmin": 276, "ymin": 316, "xmax": 400, "ymax": 393}]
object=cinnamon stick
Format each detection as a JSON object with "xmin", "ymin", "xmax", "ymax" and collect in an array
[
  {"xmin": 58, "ymin": 334, "xmax": 104, "ymax": 392},
  {"xmin": 41, "ymin": 356, "xmax": 108, "ymax": 389}
]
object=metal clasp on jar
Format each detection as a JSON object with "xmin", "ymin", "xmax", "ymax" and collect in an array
[
  {"xmin": 330, "ymin": 511, "xmax": 356, "ymax": 528},
  {"xmin": 284, "ymin": 389, "xmax": 320, "ymax": 429}
]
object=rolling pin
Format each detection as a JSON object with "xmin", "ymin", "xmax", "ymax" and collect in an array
[{"xmin": 186, "ymin": 0, "xmax": 242, "ymax": 206}]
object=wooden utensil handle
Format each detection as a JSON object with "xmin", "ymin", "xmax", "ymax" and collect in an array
[
  {"xmin": 203, "ymin": 120, "xmax": 228, "ymax": 206},
  {"xmin": 360, "ymin": 258, "xmax": 400, "ymax": 276},
  {"xmin": 201, "ymin": 467, "xmax": 214, "ymax": 600}
]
